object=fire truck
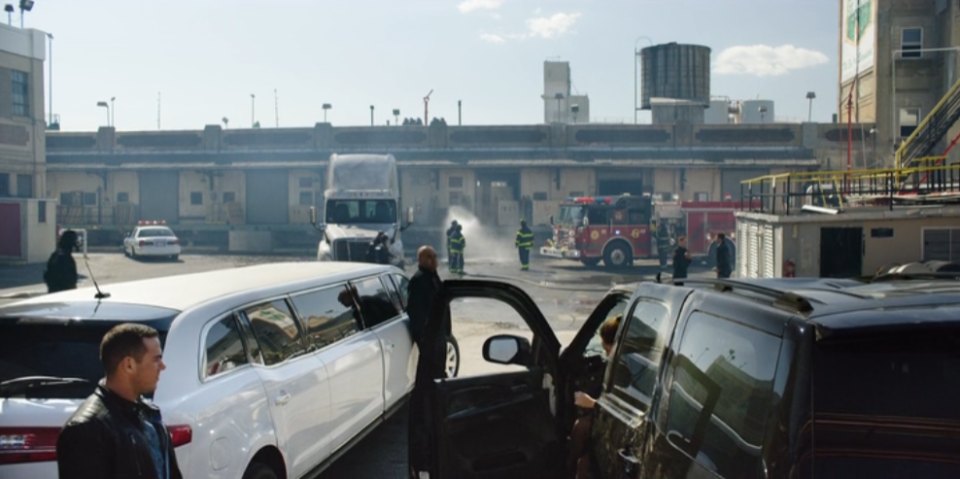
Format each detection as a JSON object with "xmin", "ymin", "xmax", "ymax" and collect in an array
[
  {"xmin": 540, "ymin": 194, "xmax": 654, "ymax": 268},
  {"xmin": 540, "ymin": 194, "xmax": 745, "ymax": 269}
]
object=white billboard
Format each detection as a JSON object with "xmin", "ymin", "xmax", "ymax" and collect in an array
[{"xmin": 841, "ymin": 0, "xmax": 875, "ymax": 83}]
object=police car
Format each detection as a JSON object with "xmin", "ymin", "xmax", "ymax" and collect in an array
[{"xmin": 123, "ymin": 221, "xmax": 181, "ymax": 260}]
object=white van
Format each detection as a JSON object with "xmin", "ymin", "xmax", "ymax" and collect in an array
[{"xmin": 0, "ymin": 262, "xmax": 416, "ymax": 479}]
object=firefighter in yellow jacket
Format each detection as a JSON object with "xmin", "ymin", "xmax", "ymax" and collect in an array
[{"xmin": 515, "ymin": 220, "xmax": 534, "ymax": 271}]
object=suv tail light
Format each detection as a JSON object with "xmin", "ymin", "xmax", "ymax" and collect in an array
[
  {"xmin": 168, "ymin": 425, "xmax": 192, "ymax": 447},
  {"xmin": 0, "ymin": 427, "xmax": 60, "ymax": 464},
  {"xmin": 138, "ymin": 240, "xmax": 147, "ymax": 247},
  {"xmin": 169, "ymin": 239, "xmax": 179, "ymax": 245}
]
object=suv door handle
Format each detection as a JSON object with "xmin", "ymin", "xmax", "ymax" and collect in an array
[{"xmin": 275, "ymin": 391, "xmax": 292, "ymax": 406}]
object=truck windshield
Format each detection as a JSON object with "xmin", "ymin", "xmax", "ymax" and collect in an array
[
  {"xmin": 326, "ymin": 199, "xmax": 397, "ymax": 224},
  {"xmin": 558, "ymin": 205, "xmax": 583, "ymax": 225}
]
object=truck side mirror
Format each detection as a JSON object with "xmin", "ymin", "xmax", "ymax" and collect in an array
[
  {"xmin": 549, "ymin": 215, "xmax": 554, "ymax": 225},
  {"xmin": 310, "ymin": 206, "xmax": 318, "ymax": 226},
  {"xmin": 405, "ymin": 206, "xmax": 415, "ymax": 226}
]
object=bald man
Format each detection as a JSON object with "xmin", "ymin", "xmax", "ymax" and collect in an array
[{"xmin": 407, "ymin": 245, "xmax": 447, "ymax": 477}]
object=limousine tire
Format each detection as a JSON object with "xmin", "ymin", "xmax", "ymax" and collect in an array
[
  {"xmin": 445, "ymin": 336, "xmax": 460, "ymax": 378},
  {"xmin": 242, "ymin": 462, "xmax": 278, "ymax": 479}
]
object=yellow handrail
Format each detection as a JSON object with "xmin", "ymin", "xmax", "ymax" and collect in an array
[{"xmin": 895, "ymin": 76, "xmax": 960, "ymax": 170}]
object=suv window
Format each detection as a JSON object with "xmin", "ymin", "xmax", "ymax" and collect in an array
[
  {"xmin": 811, "ymin": 330, "xmax": 960, "ymax": 476},
  {"xmin": 242, "ymin": 299, "xmax": 306, "ymax": 366},
  {"xmin": 662, "ymin": 311, "xmax": 782, "ymax": 478},
  {"xmin": 352, "ymin": 276, "xmax": 402, "ymax": 328},
  {"xmin": 610, "ymin": 298, "xmax": 672, "ymax": 410},
  {"xmin": 0, "ymin": 319, "xmax": 170, "ymax": 399},
  {"xmin": 203, "ymin": 315, "xmax": 249, "ymax": 379},
  {"xmin": 290, "ymin": 284, "xmax": 361, "ymax": 350}
]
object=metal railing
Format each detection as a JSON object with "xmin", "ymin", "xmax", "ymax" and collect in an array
[
  {"xmin": 895, "ymin": 75, "xmax": 960, "ymax": 172},
  {"xmin": 740, "ymin": 162, "xmax": 960, "ymax": 215}
]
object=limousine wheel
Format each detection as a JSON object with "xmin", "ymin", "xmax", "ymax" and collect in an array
[
  {"xmin": 242, "ymin": 462, "xmax": 278, "ymax": 479},
  {"xmin": 445, "ymin": 336, "xmax": 460, "ymax": 378}
]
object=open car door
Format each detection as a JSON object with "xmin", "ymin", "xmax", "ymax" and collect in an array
[{"xmin": 428, "ymin": 279, "xmax": 564, "ymax": 479}]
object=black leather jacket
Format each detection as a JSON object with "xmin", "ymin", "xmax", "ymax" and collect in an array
[{"xmin": 56, "ymin": 385, "xmax": 182, "ymax": 479}]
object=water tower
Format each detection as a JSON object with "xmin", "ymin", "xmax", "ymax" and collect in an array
[{"xmin": 640, "ymin": 43, "xmax": 711, "ymax": 125}]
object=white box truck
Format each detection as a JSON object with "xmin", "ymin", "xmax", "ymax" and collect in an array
[{"xmin": 311, "ymin": 154, "xmax": 412, "ymax": 265}]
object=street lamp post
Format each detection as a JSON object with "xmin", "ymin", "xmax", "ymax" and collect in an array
[
  {"xmin": 571, "ymin": 104, "xmax": 580, "ymax": 124},
  {"xmin": 370, "ymin": 105, "xmax": 375, "ymax": 126},
  {"xmin": 46, "ymin": 33, "xmax": 53, "ymax": 126},
  {"xmin": 110, "ymin": 97, "xmax": 116, "ymax": 128},
  {"xmin": 806, "ymin": 91, "xmax": 816, "ymax": 123},
  {"xmin": 96, "ymin": 101, "xmax": 110, "ymax": 127},
  {"xmin": 759, "ymin": 105, "xmax": 768, "ymax": 123},
  {"xmin": 322, "ymin": 103, "xmax": 332, "ymax": 123},
  {"xmin": 250, "ymin": 93, "xmax": 256, "ymax": 127},
  {"xmin": 4, "ymin": 5, "xmax": 13, "ymax": 26},
  {"xmin": 18, "ymin": 0, "xmax": 32, "ymax": 28},
  {"xmin": 392, "ymin": 109, "xmax": 400, "ymax": 126}
]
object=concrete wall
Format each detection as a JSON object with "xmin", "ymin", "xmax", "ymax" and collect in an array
[
  {"xmin": 179, "ymin": 171, "xmax": 207, "ymax": 221},
  {"xmin": 289, "ymin": 169, "xmax": 323, "ymax": 224},
  {"xmin": 439, "ymin": 169, "xmax": 477, "ymax": 211},
  {"xmin": 400, "ymin": 168, "xmax": 438, "ymax": 226},
  {"xmin": 0, "ymin": 198, "xmax": 56, "ymax": 263},
  {"xmin": 0, "ymin": 26, "xmax": 46, "ymax": 200}
]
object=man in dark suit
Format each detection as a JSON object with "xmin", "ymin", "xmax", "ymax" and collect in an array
[{"xmin": 407, "ymin": 245, "xmax": 447, "ymax": 478}]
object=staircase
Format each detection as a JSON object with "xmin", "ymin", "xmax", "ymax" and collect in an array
[{"xmin": 896, "ymin": 76, "xmax": 960, "ymax": 172}]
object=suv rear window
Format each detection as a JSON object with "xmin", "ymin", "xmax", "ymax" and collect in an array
[
  {"xmin": 0, "ymin": 319, "xmax": 171, "ymax": 399},
  {"xmin": 812, "ymin": 331, "xmax": 960, "ymax": 476}
]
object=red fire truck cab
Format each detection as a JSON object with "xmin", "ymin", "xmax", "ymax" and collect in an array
[{"xmin": 540, "ymin": 194, "xmax": 653, "ymax": 268}]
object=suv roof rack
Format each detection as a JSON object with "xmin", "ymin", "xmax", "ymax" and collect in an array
[{"xmin": 677, "ymin": 278, "xmax": 816, "ymax": 314}]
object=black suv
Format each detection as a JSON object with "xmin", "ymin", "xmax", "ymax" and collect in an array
[{"xmin": 426, "ymin": 277, "xmax": 960, "ymax": 478}]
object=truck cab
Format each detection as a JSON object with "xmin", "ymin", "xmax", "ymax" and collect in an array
[{"xmin": 312, "ymin": 154, "xmax": 412, "ymax": 265}]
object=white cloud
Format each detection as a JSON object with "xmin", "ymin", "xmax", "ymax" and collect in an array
[
  {"xmin": 526, "ymin": 12, "xmax": 581, "ymax": 39},
  {"xmin": 714, "ymin": 44, "xmax": 829, "ymax": 77},
  {"xmin": 480, "ymin": 33, "xmax": 507, "ymax": 44},
  {"xmin": 458, "ymin": 0, "xmax": 504, "ymax": 14}
]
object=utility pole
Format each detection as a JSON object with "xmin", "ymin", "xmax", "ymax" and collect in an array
[
  {"xmin": 423, "ymin": 89, "xmax": 434, "ymax": 125},
  {"xmin": 157, "ymin": 92, "xmax": 161, "ymax": 129},
  {"xmin": 458, "ymin": 99, "xmax": 462, "ymax": 126},
  {"xmin": 46, "ymin": 33, "xmax": 53, "ymax": 126},
  {"xmin": 250, "ymin": 93, "xmax": 256, "ymax": 127},
  {"xmin": 274, "ymin": 89, "xmax": 279, "ymax": 127}
]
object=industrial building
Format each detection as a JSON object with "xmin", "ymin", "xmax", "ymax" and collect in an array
[
  {"xmin": 839, "ymin": 0, "xmax": 960, "ymax": 168},
  {"xmin": 0, "ymin": 23, "xmax": 54, "ymax": 262},
  {"xmin": 542, "ymin": 61, "xmax": 590, "ymax": 124}
]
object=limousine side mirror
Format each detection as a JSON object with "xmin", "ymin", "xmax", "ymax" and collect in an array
[{"xmin": 483, "ymin": 335, "xmax": 531, "ymax": 366}]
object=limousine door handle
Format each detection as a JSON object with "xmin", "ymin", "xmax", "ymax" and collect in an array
[{"xmin": 275, "ymin": 391, "xmax": 292, "ymax": 406}]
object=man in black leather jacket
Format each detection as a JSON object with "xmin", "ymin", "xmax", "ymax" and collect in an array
[{"xmin": 56, "ymin": 323, "xmax": 182, "ymax": 479}]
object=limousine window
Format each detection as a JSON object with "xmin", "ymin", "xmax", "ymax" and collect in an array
[
  {"xmin": 243, "ymin": 299, "xmax": 307, "ymax": 366},
  {"xmin": 610, "ymin": 299, "xmax": 671, "ymax": 410},
  {"xmin": 352, "ymin": 276, "xmax": 401, "ymax": 328},
  {"xmin": 204, "ymin": 315, "xmax": 249, "ymax": 379},
  {"xmin": 290, "ymin": 284, "xmax": 360, "ymax": 350},
  {"xmin": 663, "ymin": 311, "xmax": 781, "ymax": 478},
  {"xmin": 389, "ymin": 273, "xmax": 409, "ymax": 310}
]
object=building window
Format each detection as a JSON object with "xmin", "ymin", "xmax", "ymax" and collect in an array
[
  {"xmin": 901, "ymin": 27, "xmax": 923, "ymax": 59},
  {"xmin": 899, "ymin": 108, "xmax": 921, "ymax": 138},
  {"xmin": 0, "ymin": 173, "xmax": 9, "ymax": 197},
  {"xmin": 449, "ymin": 191, "xmax": 463, "ymax": 206},
  {"xmin": 448, "ymin": 176, "xmax": 464, "ymax": 188},
  {"xmin": 116, "ymin": 192, "xmax": 130, "ymax": 203},
  {"xmin": 695, "ymin": 192, "xmax": 710, "ymax": 202},
  {"xmin": 16, "ymin": 175, "xmax": 32, "ymax": 198},
  {"xmin": 533, "ymin": 192, "xmax": 548, "ymax": 201},
  {"xmin": 299, "ymin": 191, "xmax": 314, "ymax": 206},
  {"xmin": 38, "ymin": 201, "xmax": 46, "ymax": 223},
  {"xmin": 190, "ymin": 192, "xmax": 203, "ymax": 205},
  {"xmin": 11, "ymin": 71, "xmax": 29, "ymax": 117},
  {"xmin": 223, "ymin": 192, "xmax": 236, "ymax": 203},
  {"xmin": 923, "ymin": 228, "xmax": 960, "ymax": 263},
  {"xmin": 298, "ymin": 177, "xmax": 314, "ymax": 188},
  {"xmin": 82, "ymin": 192, "xmax": 97, "ymax": 206}
]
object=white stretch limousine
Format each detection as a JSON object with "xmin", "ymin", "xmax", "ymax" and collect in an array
[{"xmin": 0, "ymin": 262, "xmax": 416, "ymax": 479}]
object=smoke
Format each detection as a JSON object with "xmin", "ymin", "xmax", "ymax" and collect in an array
[{"xmin": 443, "ymin": 206, "xmax": 517, "ymax": 264}]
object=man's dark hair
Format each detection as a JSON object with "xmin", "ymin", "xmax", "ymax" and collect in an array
[
  {"xmin": 600, "ymin": 315, "xmax": 622, "ymax": 346},
  {"xmin": 717, "ymin": 232, "xmax": 726, "ymax": 240},
  {"xmin": 100, "ymin": 323, "xmax": 159, "ymax": 375}
]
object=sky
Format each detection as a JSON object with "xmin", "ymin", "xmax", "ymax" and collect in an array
[{"xmin": 23, "ymin": 0, "xmax": 839, "ymax": 131}]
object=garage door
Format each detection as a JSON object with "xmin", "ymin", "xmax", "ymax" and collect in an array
[
  {"xmin": 0, "ymin": 203, "xmax": 21, "ymax": 256},
  {"xmin": 139, "ymin": 172, "xmax": 179, "ymax": 223},
  {"xmin": 246, "ymin": 170, "xmax": 289, "ymax": 225}
]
